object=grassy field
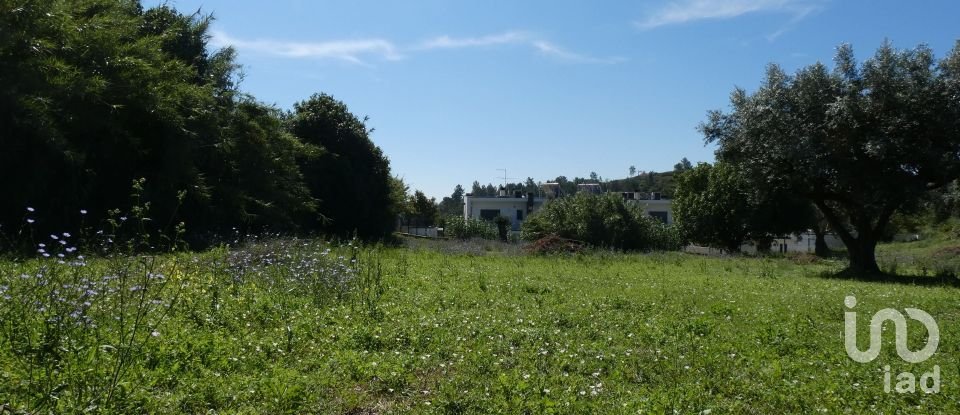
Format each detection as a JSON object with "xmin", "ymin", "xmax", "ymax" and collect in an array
[
  {"xmin": 1, "ymin": 238, "xmax": 958, "ymax": 413},
  {"xmin": 877, "ymin": 222, "xmax": 960, "ymax": 277}
]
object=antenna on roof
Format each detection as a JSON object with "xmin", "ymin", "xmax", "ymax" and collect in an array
[{"xmin": 496, "ymin": 168, "xmax": 518, "ymax": 187}]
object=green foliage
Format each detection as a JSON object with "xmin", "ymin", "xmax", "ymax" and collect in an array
[
  {"xmin": 521, "ymin": 193, "xmax": 683, "ymax": 251},
  {"xmin": 876, "ymin": 218, "xmax": 960, "ymax": 277},
  {"xmin": 2, "ymin": 241, "xmax": 958, "ymax": 412},
  {"xmin": 673, "ymin": 163, "xmax": 747, "ymax": 252},
  {"xmin": 0, "ymin": 236, "xmax": 388, "ymax": 412},
  {"xmin": 406, "ymin": 190, "xmax": 439, "ymax": 227},
  {"xmin": 0, "ymin": 1, "xmax": 399, "ymax": 248},
  {"xmin": 928, "ymin": 179, "xmax": 960, "ymax": 221},
  {"xmin": 604, "ymin": 170, "xmax": 678, "ymax": 197},
  {"xmin": 443, "ymin": 215, "xmax": 497, "ymax": 240},
  {"xmin": 702, "ymin": 41, "xmax": 960, "ymax": 273},
  {"xmin": 389, "ymin": 176, "xmax": 411, "ymax": 218},
  {"xmin": 438, "ymin": 184, "xmax": 465, "ymax": 217},
  {"xmin": 289, "ymin": 93, "xmax": 396, "ymax": 240},
  {"xmin": 1, "ymin": 0, "xmax": 217, "ymax": 238},
  {"xmin": 493, "ymin": 215, "xmax": 511, "ymax": 241},
  {"xmin": 202, "ymin": 99, "xmax": 318, "ymax": 233},
  {"xmin": 673, "ymin": 162, "xmax": 813, "ymax": 252}
]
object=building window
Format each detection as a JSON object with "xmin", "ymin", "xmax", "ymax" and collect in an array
[
  {"xmin": 516, "ymin": 209, "xmax": 523, "ymax": 220},
  {"xmin": 479, "ymin": 209, "xmax": 500, "ymax": 221},
  {"xmin": 649, "ymin": 211, "xmax": 668, "ymax": 223}
]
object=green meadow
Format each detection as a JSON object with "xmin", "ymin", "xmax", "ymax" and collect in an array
[{"xmin": 1, "ymin": 238, "xmax": 957, "ymax": 414}]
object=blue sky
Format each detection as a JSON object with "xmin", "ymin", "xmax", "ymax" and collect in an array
[{"xmin": 155, "ymin": 0, "xmax": 960, "ymax": 199}]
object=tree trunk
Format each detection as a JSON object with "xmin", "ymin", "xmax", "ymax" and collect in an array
[
  {"xmin": 812, "ymin": 200, "xmax": 883, "ymax": 275},
  {"xmin": 813, "ymin": 226, "xmax": 830, "ymax": 257},
  {"xmin": 847, "ymin": 235, "xmax": 881, "ymax": 275},
  {"xmin": 755, "ymin": 237, "xmax": 773, "ymax": 254}
]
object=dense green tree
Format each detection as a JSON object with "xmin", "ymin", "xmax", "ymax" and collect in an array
[
  {"xmin": 672, "ymin": 163, "xmax": 750, "ymax": 252},
  {"xmin": 673, "ymin": 162, "xmax": 812, "ymax": 253},
  {"xmin": 701, "ymin": 42, "xmax": 960, "ymax": 273},
  {"xmin": 288, "ymin": 93, "xmax": 396, "ymax": 240},
  {"xmin": 409, "ymin": 190, "xmax": 439, "ymax": 226},
  {"xmin": 469, "ymin": 182, "xmax": 501, "ymax": 197},
  {"xmin": 389, "ymin": 176, "xmax": 411, "ymax": 218},
  {"xmin": 438, "ymin": 184, "xmax": 465, "ymax": 216},
  {"xmin": 202, "ymin": 99, "xmax": 317, "ymax": 233},
  {"xmin": 0, "ymin": 1, "xmax": 398, "ymax": 248},
  {"xmin": 523, "ymin": 178, "xmax": 539, "ymax": 194},
  {"xmin": 0, "ymin": 1, "xmax": 217, "ymax": 237},
  {"xmin": 551, "ymin": 176, "xmax": 578, "ymax": 196},
  {"xmin": 673, "ymin": 157, "xmax": 693, "ymax": 173}
]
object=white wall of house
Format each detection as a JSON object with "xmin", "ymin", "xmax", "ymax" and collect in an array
[
  {"xmin": 629, "ymin": 199, "xmax": 674, "ymax": 224},
  {"xmin": 463, "ymin": 196, "xmax": 544, "ymax": 231}
]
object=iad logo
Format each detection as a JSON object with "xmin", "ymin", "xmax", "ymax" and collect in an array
[{"xmin": 844, "ymin": 295, "xmax": 941, "ymax": 393}]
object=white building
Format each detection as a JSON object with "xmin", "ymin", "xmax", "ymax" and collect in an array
[
  {"xmin": 621, "ymin": 192, "xmax": 674, "ymax": 224},
  {"xmin": 463, "ymin": 191, "xmax": 544, "ymax": 231},
  {"xmin": 463, "ymin": 190, "xmax": 674, "ymax": 231}
]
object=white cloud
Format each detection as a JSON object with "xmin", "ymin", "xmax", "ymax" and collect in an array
[
  {"xmin": 635, "ymin": 0, "xmax": 817, "ymax": 30},
  {"xmin": 418, "ymin": 31, "xmax": 623, "ymax": 64},
  {"xmin": 210, "ymin": 30, "xmax": 401, "ymax": 64},
  {"xmin": 211, "ymin": 29, "xmax": 622, "ymax": 66},
  {"xmin": 417, "ymin": 31, "xmax": 531, "ymax": 49},
  {"xmin": 532, "ymin": 41, "xmax": 626, "ymax": 64}
]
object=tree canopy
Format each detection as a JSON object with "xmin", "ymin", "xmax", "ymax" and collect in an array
[
  {"xmin": 288, "ymin": 93, "xmax": 396, "ymax": 239},
  {"xmin": 673, "ymin": 162, "xmax": 814, "ymax": 252},
  {"xmin": 438, "ymin": 184, "xmax": 465, "ymax": 217},
  {"xmin": 701, "ymin": 41, "xmax": 960, "ymax": 273},
  {"xmin": 0, "ymin": 0, "xmax": 399, "ymax": 248}
]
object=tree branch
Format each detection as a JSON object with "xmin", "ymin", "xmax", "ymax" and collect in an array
[{"xmin": 813, "ymin": 199, "xmax": 857, "ymax": 249}]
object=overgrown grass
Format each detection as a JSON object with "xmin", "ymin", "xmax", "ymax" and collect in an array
[
  {"xmin": 1, "ymin": 239, "xmax": 957, "ymax": 413},
  {"xmin": 877, "ymin": 219, "xmax": 960, "ymax": 278}
]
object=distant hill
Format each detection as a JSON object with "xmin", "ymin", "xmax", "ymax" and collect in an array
[{"xmin": 604, "ymin": 170, "xmax": 679, "ymax": 199}]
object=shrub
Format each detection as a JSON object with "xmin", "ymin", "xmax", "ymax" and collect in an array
[
  {"xmin": 493, "ymin": 215, "xmax": 511, "ymax": 241},
  {"xmin": 521, "ymin": 193, "xmax": 683, "ymax": 251},
  {"xmin": 443, "ymin": 215, "xmax": 497, "ymax": 240}
]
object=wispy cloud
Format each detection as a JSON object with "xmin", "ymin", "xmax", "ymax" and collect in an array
[
  {"xmin": 212, "ymin": 29, "xmax": 622, "ymax": 66},
  {"xmin": 635, "ymin": 0, "xmax": 818, "ymax": 30},
  {"xmin": 764, "ymin": 4, "xmax": 819, "ymax": 41},
  {"xmin": 210, "ymin": 30, "xmax": 402, "ymax": 64},
  {"xmin": 532, "ymin": 41, "xmax": 626, "ymax": 64},
  {"xmin": 417, "ymin": 31, "xmax": 623, "ymax": 64},
  {"xmin": 416, "ymin": 31, "xmax": 531, "ymax": 50}
]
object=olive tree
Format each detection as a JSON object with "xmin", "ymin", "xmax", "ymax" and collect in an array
[{"xmin": 701, "ymin": 41, "xmax": 960, "ymax": 274}]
